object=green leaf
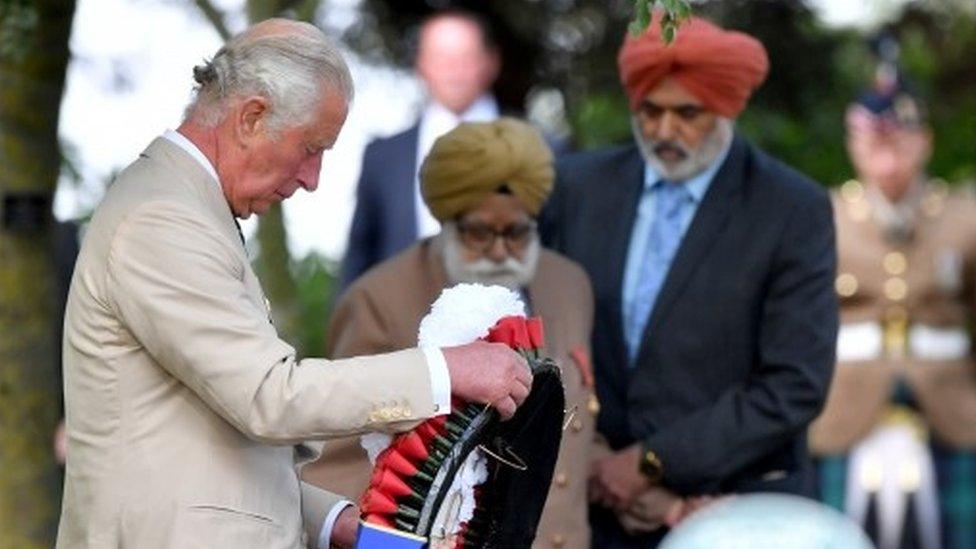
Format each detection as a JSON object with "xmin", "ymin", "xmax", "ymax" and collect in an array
[
  {"xmin": 629, "ymin": 0, "xmax": 652, "ymax": 35},
  {"xmin": 628, "ymin": 20, "xmax": 644, "ymax": 36},
  {"xmin": 638, "ymin": 11, "xmax": 651, "ymax": 29},
  {"xmin": 630, "ymin": 0, "xmax": 691, "ymax": 40},
  {"xmin": 637, "ymin": 0, "xmax": 651, "ymax": 21},
  {"xmin": 663, "ymin": 24, "xmax": 676, "ymax": 44}
]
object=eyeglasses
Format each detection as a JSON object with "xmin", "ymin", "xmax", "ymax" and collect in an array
[{"xmin": 455, "ymin": 220, "xmax": 537, "ymax": 253}]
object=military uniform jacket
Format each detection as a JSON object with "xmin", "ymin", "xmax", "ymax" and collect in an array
[
  {"xmin": 303, "ymin": 239, "xmax": 597, "ymax": 549},
  {"xmin": 58, "ymin": 138, "xmax": 439, "ymax": 548},
  {"xmin": 810, "ymin": 180, "xmax": 976, "ymax": 454}
]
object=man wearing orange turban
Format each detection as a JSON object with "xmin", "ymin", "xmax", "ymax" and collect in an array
[
  {"xmin": 541, "ymin": 13, "xmax": 838, "ymax": 547},
  {"xmin": 617, "ymin": 14, "xmax": 769, "ymax": 120}
]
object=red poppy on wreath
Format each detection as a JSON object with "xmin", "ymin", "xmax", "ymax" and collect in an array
[{"xmin": 485, "ymin": 316, "xmax": 537, "ymax": 351}]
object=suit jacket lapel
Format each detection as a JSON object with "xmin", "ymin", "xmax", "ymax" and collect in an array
[
  {"xmin": 636, "ymin": 136, "xmax": 749, "ymax": 363},
  {"xmin": 399, "ymin": 124, "xmax": 421, "ymax": 241},
  {"xmin": 602, "ymin": 147, "xmax": 645, "ymax": 384}
]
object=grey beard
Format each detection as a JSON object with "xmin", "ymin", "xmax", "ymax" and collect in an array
[
  {"xmin": 632, "ymin": 117, "xmax": 734, "ymax": 182},
  {"xmin": 436, "ymin": 223, "xmax": 540, "ymax": 290}
]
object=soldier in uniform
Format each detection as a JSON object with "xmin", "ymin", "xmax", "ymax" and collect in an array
[{"xmin": 810, "ymin": 81, "xmax": 976, "ymax": 549}]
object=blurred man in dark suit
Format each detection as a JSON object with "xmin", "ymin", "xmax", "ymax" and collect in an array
[
  {"xmin": 341, "ymin": 10, "xmax": 500, "ymax": 288},
  {"xmin": 542, "ymin": 14, "xmax": 838, "ymax": 547}
]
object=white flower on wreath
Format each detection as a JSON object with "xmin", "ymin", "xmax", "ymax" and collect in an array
[{"xmin": 360, "ymin": 283, "xmax": 526, "ymax": 539}]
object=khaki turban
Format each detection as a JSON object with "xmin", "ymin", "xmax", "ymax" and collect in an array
[
  {"xmin": 618, "ymin": 13, "xmax": 769, "ymax": 118},
  {"xmin": 420, "ymin": 118, "xmax": 554, "ymax": 221}
]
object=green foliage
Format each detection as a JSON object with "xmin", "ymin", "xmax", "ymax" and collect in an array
[
  {"xmin": 630, "ymin": 0, "xmax": 652, "ymax": 35},
  {"xmin": 572, "ymin": 90, "xmax": 634, "ymax": 149},
  {"xmin": 630, "ymin": 0, "xmax": 692, "ymax": 41},
  {"xmin": 0, "ymin": 0, "xmax": 38, "ymax": 61},
  {"xmin": 292, "ymin": 252, "xmax": 338, "ymax": 358},
  {"xmin": 250, "ymin": 248, "xmax": 338, "ymax": 359},
  {"xmin": 895, "ymin": 5, "xmax": 976, "ymax": 182}
]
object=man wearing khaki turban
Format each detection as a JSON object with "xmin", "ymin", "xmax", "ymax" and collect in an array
[
  {"xmin": 541, "ymin": 13, "xmax": 839, "ymax": 547},
  {"xmin": 304, "ymin": 119, "xmax": 599, "ymax": 548}
]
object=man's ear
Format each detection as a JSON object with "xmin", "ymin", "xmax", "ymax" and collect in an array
[{"xmin": 235, "ymin": 96, "xmax": 270, "ymax": 146}]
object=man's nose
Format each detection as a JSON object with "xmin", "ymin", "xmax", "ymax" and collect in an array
[
  {"xmin": 296, "ymin": 152, "xmax": 323, "ymax": 192},
  {"xmin": 874, "ymin": 149, "xmax": 902, "ymax": 176},
  {"xmin": 486, "ymin": 236, "xmax": 509, "ymax": 263},
  {"xmin": 654, "ymin": 111, "xmax": 679, "ymax": 140}
]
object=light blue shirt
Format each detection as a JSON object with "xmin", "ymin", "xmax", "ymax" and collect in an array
[{"xmin": 622, "ymin": 143, "xmax": 732, "ymax": 359}]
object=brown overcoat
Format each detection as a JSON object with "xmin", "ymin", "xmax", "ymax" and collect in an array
[
  {"xmin": 809, "ymin": 180, "xmax": 976, "ymax": 454},
  {"xmin": 303, "ymin": 239, "xmax": 597, "ymax": 548}
]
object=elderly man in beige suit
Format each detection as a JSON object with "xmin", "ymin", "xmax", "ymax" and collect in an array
[
  {"xmin": 57, "ymin": 19, "xmax": 532, "ymax": 549},
  {"xmin": 304, "ymin": 119, "xmax": 598, "ymax": 548}
]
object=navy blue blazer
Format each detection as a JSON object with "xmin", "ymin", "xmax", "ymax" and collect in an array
[
  {"xmin": 541, "ymin": 135, "xmax": 838, "ymax": 499},
  {"xmin": 341, "ymin": 125, "xmax": 421, "ymax": 289}
]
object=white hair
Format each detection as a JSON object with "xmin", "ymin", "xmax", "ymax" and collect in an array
[
  {"xmin": 185, "ymin": 19, "xmax": 354, "ymax": 132},
  {"xmin": 436, "ymin": 222, "xmax": 541, "ymax": 290}
]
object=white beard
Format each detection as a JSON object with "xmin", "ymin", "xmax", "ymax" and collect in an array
[
  {"xmin": 436, "ymin": 223, "xmax": 541, "ymax": 290},
  {"xmin": 632, "ymin": 116, "xmax": 734, "ymax": 182}
]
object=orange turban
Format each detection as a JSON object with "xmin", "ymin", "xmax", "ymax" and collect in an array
[{"xmin": 617, "ymin": 13, "xmax": 769, "ymax": 118}]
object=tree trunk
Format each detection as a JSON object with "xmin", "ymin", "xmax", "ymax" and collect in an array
[{"xmin": 0, "ymin": 0, "xmax": 76, "ymax": 546}]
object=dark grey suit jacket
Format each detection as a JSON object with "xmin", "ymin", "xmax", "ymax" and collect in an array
[{"xmin": 541, "ymin": 136, "xmax": 838, "ymax": 545}]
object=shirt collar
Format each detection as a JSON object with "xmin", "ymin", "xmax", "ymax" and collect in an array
[
  {"xmin": 422, "ymin": 94, "xmax": 499, "ymax": 129},
  {"xmin": 162, "ymin": 129, "xmax": 219, "ymax": 184},
  {"xmin": 642, "ymin": 137, "xmax": 733, "ymax": 203}
]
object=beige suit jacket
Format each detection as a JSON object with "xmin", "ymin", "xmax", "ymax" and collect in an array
[
  {"xmin": 809, "ymin": 181, "xmax": 976, "ymax": 454},
  {"xmin": 302, "ymin": 239, "xmax": 597, "ymax": 549},
  {"xmin": 58, "ymin": 138, "xmax": 439, "ymax": 548}
]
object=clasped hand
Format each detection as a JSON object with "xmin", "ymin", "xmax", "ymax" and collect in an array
[{"xmin": 588, "ymin": 444, "xmax": 719, "ymax": 533}]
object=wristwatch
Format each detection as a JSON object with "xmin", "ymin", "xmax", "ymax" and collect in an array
[{"xmin": 638, "ymin": 442, "xmax": 664, "ymax": 484}]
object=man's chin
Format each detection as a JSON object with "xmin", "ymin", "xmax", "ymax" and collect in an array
[
  {"xmin": 248, "ymin": 201, "xmax": 275, "ymax": 216},
  {"xmin": 230, "ymin": 204, "xmax": 252, "ymax": 219},
  {"xmin": 462, "ymin": 271, "xmax": 525, "ymax": 290},
  {"xmin": 649, "ymin": 157, "xmax": 699, "ymax": 182}
]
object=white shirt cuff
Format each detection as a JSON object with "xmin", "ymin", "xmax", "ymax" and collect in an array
[
  {"xmin": 318, "ymin": 500, "xmax": 353, "ymax": 549},
  {"xmin": 421, "ymin": 346, "xmax": 451, "ymax": 416}
]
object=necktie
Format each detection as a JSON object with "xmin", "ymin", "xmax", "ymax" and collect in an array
[
  {"xmin": 233, "ymin": 217, "xmax": 246, "ymax": 246},
  {"xmin": 625, "ymin": 181, "xmax": 689, "ymax": 363}
]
